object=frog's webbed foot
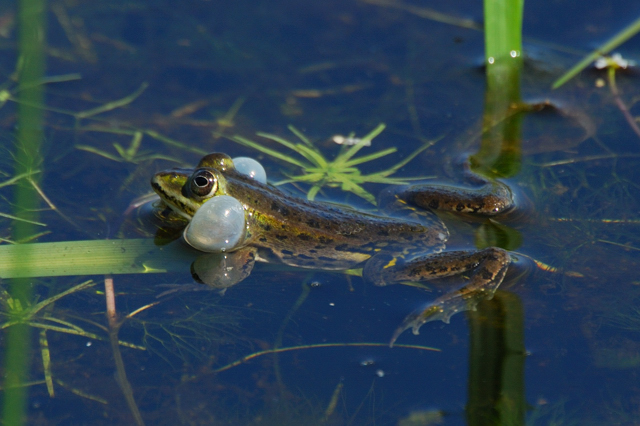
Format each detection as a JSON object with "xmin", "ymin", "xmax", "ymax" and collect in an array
[{"xmin": 388, "ymin": 247, "xmax": 510, "ymax": 347}]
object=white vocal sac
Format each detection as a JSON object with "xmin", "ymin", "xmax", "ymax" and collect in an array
[
  {"xmin": 232, "ymin": 157, "xmax": 267, "ymax": 184},
  {"xmin": 184, "ymin": 195, "xmax": 246, "ymax": 252}
]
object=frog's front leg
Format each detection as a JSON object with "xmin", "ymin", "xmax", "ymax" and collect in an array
[{"xmin": 363, "ymin": 247, "xmax": 510, "ymax": 346}]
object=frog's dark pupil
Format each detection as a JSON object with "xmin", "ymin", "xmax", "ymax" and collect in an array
[
  {"xmin": 191, "ymin": 171, "xmax": 215, "ymax": 196},
  {"xmin": 194, "ymin": 176, "xmax": 209, "ymax": 187}
]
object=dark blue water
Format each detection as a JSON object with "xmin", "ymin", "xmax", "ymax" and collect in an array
[{"xmin": 0, "ymin": 0, "xmax": 639, "ymax": 424}]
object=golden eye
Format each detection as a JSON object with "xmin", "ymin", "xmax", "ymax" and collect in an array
[{"xmin": 190, "ymin": 169, "xmax": 217, "ymax": 197}]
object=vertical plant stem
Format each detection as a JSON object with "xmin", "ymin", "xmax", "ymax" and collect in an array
[
  {"xmin": 104, "ymin": 276, "xmax": 145, "ymax": 426},
  {"xmin": 607, "ymin": 67, "xmax": 640, "ymax": 139},
  {"xmin": 484, "ymin": 0, "xmax": 524, "ymax": 65},
  {"xmin": 3, "ymin": 0, "xmax": 46, "ymax": 424},
  {"xmin": 472, "ymin": 0, "xmax": 524, "ymax": 178}
]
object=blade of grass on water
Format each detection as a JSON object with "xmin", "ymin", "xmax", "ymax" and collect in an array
[
  {"xmin": 0, "ymin": 239, "xmax": 196, "ymax": 279},
  {"xmin": 552, "ymin": 15, "xmax": 640, "ymax": 89}
]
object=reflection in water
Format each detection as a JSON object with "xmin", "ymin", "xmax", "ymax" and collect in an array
[{"xmin": 466, "ymin": 291, "xmax": 526, "ymax": 425}]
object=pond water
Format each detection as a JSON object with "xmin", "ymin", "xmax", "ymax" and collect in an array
[{"xmin": 1, "ymin": 0, "xmax": 640, "ymax": 424}]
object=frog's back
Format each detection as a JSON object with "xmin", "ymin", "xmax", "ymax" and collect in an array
[{"xmin": 225, "ymin": 172, "xmax": 447, "ymax": 269}]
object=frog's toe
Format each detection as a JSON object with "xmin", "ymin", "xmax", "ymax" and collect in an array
[
  {"xmin": 389, "ymin": 304, "xmax": 452, "ymax": 347},
  {"xmin": 389, "ymin": 287, "xmax": 496, "ymax": 347}
]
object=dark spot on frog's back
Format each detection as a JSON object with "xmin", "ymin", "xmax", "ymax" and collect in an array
[
  {"xmin": 281, "ymin": 249, "xmax": 294, "ymax": 256},
  {"xmin": 270, "ymin": 201, "xmax": 289, "ymax": 216},
  {"xmin": 275, "ymin": 234, "xmax": 288, "ymax": 241},
  {"xmin": 297, "ymin": 233, "xmax": 311, "ymax": 241},
  {"xmin": 306, "ymin": 219, "xmax": 321, "ymax": 229},
  {"xmin": 318, "ymin": 236, "xmax": 333, "ymax": 244},
  {"xmin": 479, "ymin": 267, "xmax": 493, "ymax": 280}
]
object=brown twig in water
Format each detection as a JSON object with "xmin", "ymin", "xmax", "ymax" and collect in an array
[
  {"xmin": 104, "ymin": 275, "xmax": 145, "ymax": 426},
  {"xmin": 607, "ymin": 67, "xmax": 640, "ymax": 140}
]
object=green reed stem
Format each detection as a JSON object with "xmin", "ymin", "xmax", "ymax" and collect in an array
[
  {"xmin": 3, "ymin": 0, "xmax": 47, "ymax": 424},
  {"xmin": 471, "ymin": 0, "xmax": 524, "ymax": 179},
  {"xmin": 484, "ymin": 0, "xmax": 524, "ymax": 65}
]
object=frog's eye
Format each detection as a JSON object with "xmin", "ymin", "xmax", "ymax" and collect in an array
[{"xmin": 190, "ymin": 170, "xmax": 217, "ymax": 197}]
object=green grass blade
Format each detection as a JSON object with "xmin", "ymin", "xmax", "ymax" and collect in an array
[
  {"xmin": 75, "ymin": 83, "xmax": 149, "ymax": 119},
  {"xmin": 0, "ymin": 170, "xmax": 41, "ymax": 189},
  {"xmin": 342, "ymin": 148, "xmax": 397, "ymax": 167},
  {"xmin": 256, "ymin": 132, "xmax": 303, "ymax": 152},
  {"xmin": 552, "ymin": 15, "xmax": 640, "ymax": 89},
  {"xmin": 295, "ymin": 144, "xmax": 328, "ymax": 168},
  {"xmin": 339, "ymin": 178, "xmax": 376, "ymax": 204},
  {"xmin": 335, "ymin": 124, "xmax": 387, "ymax": 165},
  {"xmin": 287, "ymin": 124, "xmax": 314, "ymax": 146},
  {"xmin": 306, "ymin": 184, "xmax": 323, "ymax": 200},
  {"xmin": 361, "ymin": 123, "xmax": 386, "ymax": 141},
  {"xmin": 373, "ymin": 139, "xmax": 436, "ymax": 177},
  {"xmin": 28, "ymin": 280, "xmax": 95, "ymax": 317},
  {"xmin": 145, "ymin": 130, "xmax": 207, "ymax": 155},
  {"xmin": 335, "ymin": 138, "xmax": 373, "ymax": 165},
  {"xmin": 0, "ymin": 212, "xmax": 46, "ymax": 226},
  {"xmin": 280, "ymin": 172, "xmax": 325, "ymax": 183},
  {"xmin": 232, "ymin": 135, "xmax": 308, "ymax": 168},
  {"xmin": 0, "ymin": 239, "xmax": 196, "ymax": 279}
]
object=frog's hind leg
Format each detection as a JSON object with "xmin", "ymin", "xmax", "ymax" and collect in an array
[
  {"xmin": 382, "ymin": 179, "xmax": 515, "ymax": 216},
  {"xmin": 363, "ymin": 247, "xmax": 511, "ymax": 346}
]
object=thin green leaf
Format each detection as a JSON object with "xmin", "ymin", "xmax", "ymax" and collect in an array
[
  {"xmin": 552, "ymin": 15, "xmax": 640, "ymax": 89},
  {"xmin": 369, "ymin": 138, "xmax": 439, "ymax": 178},
  {"xmin": 287, "ymin": 124, "xmax": 314, "ymax": 146},
  {"xmin": 343, "ymin": 148, "xmax": 397, "ymax": 167},
  {"xmin": 360, "ymin": 123, "xmax": 386, "ymax": 141},
  {"xmin": 256, "ymin": 132, "xmax": 305, "ymax": 153},
  {"xmin": 76, "ymin": 145, "xmax": 124, "ymax": 162},
  {"xmin": 0, "ymin": 212, "xmax": 46, "ymax": 226},
  {"xmin": 335, "ymin": 137, "xmax": 373, "ymax": 165},
  {"xmin": 0, "ymin": 170, "xmax": 41, "ymax": 189},
  {"xmin": 295, "ymin": 144, "xmax": 328, "ymax": 168},
  {"xmin": 306, "ymin": 184, "xmax": 323, "ymax": 200},
  {"xmin": 146, "ymin": 130, "xmax": 207, "ymax": 155},
  {"xmin": 231, "ymin": 135, "xmax": 308, "ymax": 168},
  {"xmin": 28, "ymin": 280, "xmax": 96, "ymax": 317},
  {"xmin": 75, "ymin": 82, "xmax": 149, "ymax": 119}
]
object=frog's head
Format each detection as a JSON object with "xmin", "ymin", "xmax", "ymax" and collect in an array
[{"xmin": 151, "ymin": 153, "xmax": 234, "ymax": 219}]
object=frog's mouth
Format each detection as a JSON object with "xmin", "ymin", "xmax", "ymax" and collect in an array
[{"xmin": 150, "ymin": 172, "xmax": 198, "ymax": 219}]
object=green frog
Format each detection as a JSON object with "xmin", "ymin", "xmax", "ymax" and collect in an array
[{"xmin": 151, "ymin": 153, "xmax": 515, "ymax": 345}]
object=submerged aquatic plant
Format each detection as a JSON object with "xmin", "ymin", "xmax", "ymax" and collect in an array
[{"xmin": 231, "ymin": 124, "xmax": 436, "ymax": 204}]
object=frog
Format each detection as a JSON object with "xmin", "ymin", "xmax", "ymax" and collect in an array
[{"xmin": 150, "ymin": 153, "xmax": 515, "ymax": 345}]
